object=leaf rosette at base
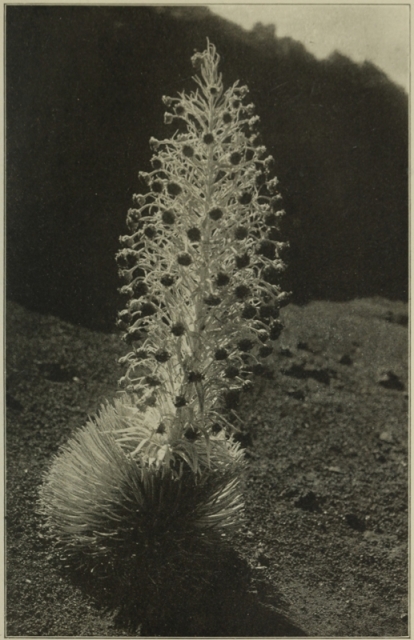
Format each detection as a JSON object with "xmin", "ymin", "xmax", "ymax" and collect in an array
[{"xmin": 39, "ymin": 397, "xmax": 245, "ymax": 570}]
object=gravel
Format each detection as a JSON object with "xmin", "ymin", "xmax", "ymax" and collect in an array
[{"xmin": 6, "ymin": 297, "xmax": 408, "ymax": 636}]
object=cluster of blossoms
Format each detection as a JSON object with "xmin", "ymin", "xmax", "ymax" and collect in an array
[{"xmin": 116, "ymin": 41, "xmax": 288, "ymax": 448}]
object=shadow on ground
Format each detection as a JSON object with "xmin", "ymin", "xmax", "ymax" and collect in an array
[{"xmin": 61, "ymin": 546, "xmax": 307, "ymax": 637}]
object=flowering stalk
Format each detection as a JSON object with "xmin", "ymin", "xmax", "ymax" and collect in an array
[
  {"xmin": 117, "ymin": 40, "xmax": 288, "ymax": 449},
  {"xmin": 39, "ymin": 41, "xmax": 288, "ymax": 599}
]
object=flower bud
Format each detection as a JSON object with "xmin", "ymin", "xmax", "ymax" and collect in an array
[
  {"xmin": 234, "ymin": 226, "xmax": 248, "ymax": 240},
  {"xmin": 191, "ymin": 52, "xmax": 203, "ymax": 69},
  {"xmin": 127, "ymin": 208, "xmax": 140, "ymax": 224},
  {"xmin": 241, "ymin": 304, "xmax": 256, "ymax": 319},
  {"xmin": 132, "ymin": 194, "xmax": 146, "ymax": 206},
  {"xmin": 184, "ymin": 428, "xmax": 198, "ymax": 441},
  {"xmin": 214, "ymin": 348, "xmax": 228, "ymax": 361},
  {"xmin": 257, "ymin": 330, "xmax": 269, "ymax": 343},
  {"xmin": 177, "ymin": 252, "xmax": 192, "ymax": 266},
  {"xmin": 144, "ymin": 225, "xmax": 157, "ymax": 239},
  {"xmin": 257, "ymin": 240, "xmax": 276, "ymax": 260},
  {"xmin": 238, "ymin": 192, "xmax": 252, "ymax": 205},
  {"xmin": 140, "ymin": 302, "xmax": 157, "ymax": 317},
  {"xmin": 188, "ymin": 371, "xmax": 203, "ymax": 383},
  {"xmin": 116, "ymin": 250, "xmax": 136, "ymax": 270},
  {"xmin": 208, "ymin": 207, "xmax": 223, "ymax": 221},
  {"xmin": 118, "ymin": 309, "xmax": 131, "ymax": 322},
  {"xmin": 242, "ymin": 304, "xmax": 257, "ymax": 320},
  {"xmin": 230, "ymin": 152, "xmax": 242, "ymax": 165},
  {"xmin": 154, "ymin": 350, "xmax": 171, "ymax": 363},
  {"xmin": 171, "ymin": 323, "xmax": 185, "ymax": 336},
  {"xmin": 234, "ymin": 284, "xmax": 250, "ymax": 300},
  {"xmin": 225, "ymin": 365, "xmax": 239, "ymax": 379},
  {"xmin": 237, "ymin": 338, "xmax": 253, "ymax": 352},
  {"xmin": 182, "ymin": 145, "xmax": 194, "ymax": 158},
  {"xmin": 216, "ymin": 272, "xmax": 230, "ymax": 287},
  {"xmin": 203, "ymin": 133, "xmax": 215, "ymax": 145},
  {"xmin": 204, "ymin": 294, "xmax": 221, "ymax": 307},
  {"xmin": 187, "ymin": 227, "xmax": 201, "ymax": 243},
  {"xmin": 162, "ymin": 210, "xmax": 176, "ymax": 224},
  {"xmin": 160, "ymin": 274, "xmax": 175, "ymax": 287},
  {"xmin": 235, "ymin": 253, "xmax": 250, "ymax": 269},
  {"xmin": 119, "ymin": 235, "xmax": 134, "ymax": 248},
  {"xmin": 132, "ymin": 280, "xmax": 149, "ymax": 296},
  {"xmin": 135, "ymin": 349, "xmax": 148, "ymax": 360},
  {"xmin": 167, "ymin": 182, "xmax": 182, "ymax": 197},
  {"xmin": 151, "ymin": 157, "xmax": 163, "ymax": 170},
  {"xmin": 266, "ymin": 177, "xmax": 279, "ymax": 193},
  {"xmin": 125, "ymin": 328, "xmax": 142, "ymax": 343},
  {"xmin": 139, "ymin": 171, "xmax": 151, "ymax": 184}
]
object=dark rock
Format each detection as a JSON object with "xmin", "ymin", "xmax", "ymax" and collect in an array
[
  {"xmin": 339, "ymin": 354, "xmax": 353, "ymax": 365},
  {"xmin": 286, "ymin": 388, "xmax": 305, "ymax": 400},
  {"xmin": 294, "ymin": 491, "xmax": 323, "ymax": 513},
  {"xmin": 378, "ymin": 371, "xmax": 404, "ymax": 391},
  {"xmin": 384, "ymin": 311, "xmax": 408, "ymax": 326},
  {"xmin": 282, "ymin": 362, "xmax": 335, "ymax": 385},
  {"xmin": 345, "ymin": 513, "xmax": 366, "ymax": 532}
]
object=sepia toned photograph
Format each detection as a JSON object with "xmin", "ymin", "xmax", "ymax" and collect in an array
[{"xmin": 5, "ymin": 3, "xmax": 409, "ymax": 637}]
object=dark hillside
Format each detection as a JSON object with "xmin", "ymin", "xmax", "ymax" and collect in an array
[{"xmin": 6, "ymin": 5, "xmax": 408, "ymax": 330}]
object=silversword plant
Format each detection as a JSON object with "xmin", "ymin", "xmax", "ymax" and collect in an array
[{"xmin": 40, "ymin": 40, "xmax": 288, "ymax": 606}]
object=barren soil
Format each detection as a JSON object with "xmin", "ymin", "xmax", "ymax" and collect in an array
[{"xmin": 6, "ymin": 297, "xmax": 408, "ymax": 637}]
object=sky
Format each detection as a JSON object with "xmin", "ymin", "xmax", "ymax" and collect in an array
[{"xmin": 210, "ymin": 4, "xmax": 409, "ymax": 91}]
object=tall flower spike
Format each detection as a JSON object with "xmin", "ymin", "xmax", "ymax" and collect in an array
[{"xmin": 118, "ymin": 40, "xmax": 288, "ymax": 438}]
